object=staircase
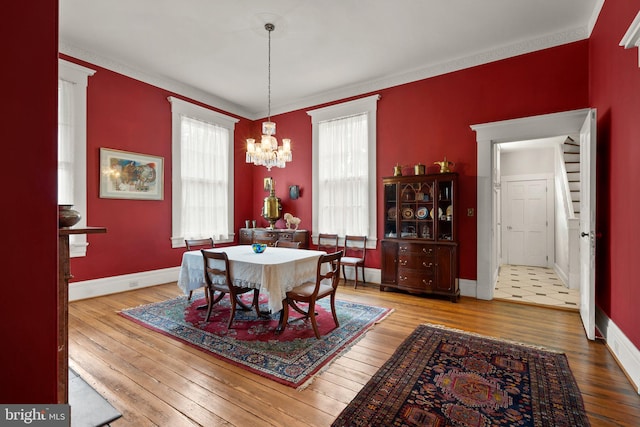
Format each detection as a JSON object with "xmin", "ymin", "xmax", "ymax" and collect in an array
[{"xmin": 563, "ymin": 136, "xmax": 580, "ymax": 215}]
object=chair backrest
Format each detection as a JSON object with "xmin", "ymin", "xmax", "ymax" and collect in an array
[
  {"xmin": 185, "ymin": 237, "xmax": 214, "ymax": 251},
  {"xmin": 201, "ymin": 250, "xmax": 230, "ymax": 288},
  {"xmin": 274, "ymin": 239, "xmax": 302, "ymax": 248},
  {"xmin": 316, "ymin": 251, "xmax": 343, "ymax": 292},
  {"xmin": 343, "ymin": 235, "xmax": 366, "ymax": 260},
  {"xmin": 317, "ymin": 233, "xmax": 339, "ymax": 253}
]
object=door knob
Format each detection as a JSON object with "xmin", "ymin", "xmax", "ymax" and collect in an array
[{"xmin": 581, "ymin": 232, "xmax": 589, "ymax": 237}]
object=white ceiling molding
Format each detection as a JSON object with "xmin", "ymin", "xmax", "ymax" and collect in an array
[
  {"xmin": 620, "ymin": 11, "xmax": 640, "ymax": 67},
  {"xmin": 62, "ymin": 24, "xmax": 588, "ymax": 121},
  {"xmin": 587, "ymin": 0, "xmax": 605, "ymax": 37},
  {"xmin": 59, "ymin": 40, "xmax": 253, "ymax": 119},
  {"xmin": 256, "ymin": 26, "xmax": 589, "ymax": 119}
]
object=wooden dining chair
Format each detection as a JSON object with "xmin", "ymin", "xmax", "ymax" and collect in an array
[
  {"xmin": 279, "ymin": 251, "xmax": 343, "ymax": 339},
  {"xmin": 317, "ymin": 233, "xmax": 339, "ymax": 253},
  {"xmin": 201, "ymin": 250, "xmax": 260, "ymax": 328},
  {"xmin": 274, "ymin": 239, "xmax": 302, "ymax": 248},
  {"xmin": 341, "ymin": 235, "xmax": 367, "ymax": 289},
  {"xmin": 185, "ymin": 238, "xmax": 214, "ymax": 301}
]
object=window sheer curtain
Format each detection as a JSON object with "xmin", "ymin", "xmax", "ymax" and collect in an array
[
  {"xmin": 58, "ymin": 79, "xmax": 75, "ymax": 205},
  {"xmin": 318, "ymin": 113, "xmax": 369, "ymax": 236},
  {"xmin": 180, "ymin": 115, "xmax": 230, "ymax": 240}
]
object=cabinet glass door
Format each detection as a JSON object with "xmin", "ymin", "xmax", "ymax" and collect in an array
[
  {"xmin": 437, "ymin": 178, "xmax": 454, "ymax": 240},
  {"xmin": 398, "ymin": 180, "xmax": 435, "ymax": 240},
  {"xmin": 384, "ymin": 183, "xmax": 398, "ymax": 238}
]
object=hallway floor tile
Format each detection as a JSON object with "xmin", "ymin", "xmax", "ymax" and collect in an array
[{"xmin": 494, "ymin": 264, "xmax": 580, "ymax": 310}]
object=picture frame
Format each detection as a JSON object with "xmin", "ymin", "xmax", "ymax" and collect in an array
[{"xmin": 100, "ymin": 148, "xmax": 164, "ymax": 200}]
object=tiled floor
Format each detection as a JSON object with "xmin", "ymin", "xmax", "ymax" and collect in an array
[{"xmin": 494, "ymin": 264, "xmax": 580, "ymax": 310}]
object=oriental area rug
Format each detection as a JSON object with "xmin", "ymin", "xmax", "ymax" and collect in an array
[
  {"xmin": 119, "ymin": 292, "xmax": 392, "ymax": 389},
  {"xmin": 332, "ymin": 324, "xmax": 590, "ymax": 427}
]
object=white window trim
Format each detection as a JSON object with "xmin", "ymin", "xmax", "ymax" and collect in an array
[
  {"xmin": 168, "ymin": 96, "xmax": 238, "ymax": 248},
  {"xmin": 59, "ymin": 59, "xmax": 95, "ymax": 257},
  {"xmin": 307, "ymin": 94, "xmax": 380, "ymax": 249}
]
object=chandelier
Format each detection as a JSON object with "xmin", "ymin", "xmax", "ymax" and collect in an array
[{"xmin": 245, "ymin": 23, "xmax": 292, "ymax": 171}]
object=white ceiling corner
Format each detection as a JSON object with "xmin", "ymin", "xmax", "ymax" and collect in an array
[{"xmin": 59, "ymin": 1, "xmax": 603, "ymax": 120}]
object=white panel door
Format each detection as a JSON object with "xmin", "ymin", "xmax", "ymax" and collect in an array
[
  {"xmin": 505, "ymin": 179, "xmax": 548, "ymax": 266},
  {"xmin": 580, "ymin": 109, "xmax": 597, "ymax": 340}
]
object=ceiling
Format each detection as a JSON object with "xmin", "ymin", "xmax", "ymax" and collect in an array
[{"xmin": 59, "ymin": 0, "xmax": 602, "ymax": 120}]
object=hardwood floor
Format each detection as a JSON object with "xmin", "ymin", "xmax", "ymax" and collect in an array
[{"xmin": 68, "ymin": 282, "xmax": 640, "ymax": 426}]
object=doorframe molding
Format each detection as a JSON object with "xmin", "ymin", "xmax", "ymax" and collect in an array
[
  {"xmin": 501, "ymin": 174, "xmax": 555, "ymax": 268},
  {"xmin": 471, "ymin": 108, "xmax": 591, "ymax": 300}
]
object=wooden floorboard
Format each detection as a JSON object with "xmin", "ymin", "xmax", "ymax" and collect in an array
[{"xmin": 68, "ymin": 281, "xmax": 640, "ymax": 426}]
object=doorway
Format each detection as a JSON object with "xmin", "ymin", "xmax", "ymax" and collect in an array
[
  {"xmin": 471, "ymin": 108, "xmax": 597, "ymax": 340},
  {"xmin": 494, "ymin": 139, "xmax": 575, "ymax": 310}
]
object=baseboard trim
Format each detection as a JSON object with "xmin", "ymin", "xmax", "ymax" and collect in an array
[
  {"xmin": 459, "ymin": 279, "xmax": 477, "ymax": 298},
  {"xmin": 596, "ymin": 306, "xmax": 640, "ymax": 394},
  {"xmin": 69, "ymin": 267, "xmax": 180, "ymax": 301},
  {"xmin": 70, "ymin": 266, "xmax": 477, "ymax": 301}
]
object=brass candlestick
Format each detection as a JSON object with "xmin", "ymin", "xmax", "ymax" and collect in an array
[{"xmin": 434, "ymin": 156, "xmax": 454, "ymax": 173}]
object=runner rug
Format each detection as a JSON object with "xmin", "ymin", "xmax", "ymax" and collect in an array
[
  {"xmin": 332, "ymin": 324, "xmax": 590, "ymax": 427},
  {"xmin": 119, "ymin": 292, "xmax": 392, "ymax": 389}
]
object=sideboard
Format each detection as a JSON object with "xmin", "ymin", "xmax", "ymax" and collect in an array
[{"xmin": 238, "ymin": 228, "xmax": 309, "ymax": 248}]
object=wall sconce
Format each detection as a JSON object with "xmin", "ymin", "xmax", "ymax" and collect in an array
[{"xmin": 289, "ymin": 185, "xmax": 300, "ymax": 200}]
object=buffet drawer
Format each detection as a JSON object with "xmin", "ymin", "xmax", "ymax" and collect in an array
[
  {"xmin": 398, "ymin": 254, "xmax": 434, "ymax": 270},
  {"xmin": 398, "ymin": 242, "xmax": 435, "ymax": 256},
  {"xmin": 398, "ymin": 268, "xmax": 435, "ymax": 291}
]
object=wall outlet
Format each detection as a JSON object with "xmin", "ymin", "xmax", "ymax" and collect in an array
[
  {"xmin": 128, "ymin": 280, "xmax": 139, "ymax": 288},
  {"xmin": 467, "ymin": 208, "xmax": 474, "ymax": 216}
]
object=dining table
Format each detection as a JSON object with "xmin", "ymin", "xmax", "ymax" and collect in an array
[{"xmin": 177, "ymin": 245, "xmax": 325, "ymax": 314}]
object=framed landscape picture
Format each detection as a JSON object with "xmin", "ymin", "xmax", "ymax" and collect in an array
[{"xmin": 100, "ymin": 148, "xmax": 164, "ymax": 200}]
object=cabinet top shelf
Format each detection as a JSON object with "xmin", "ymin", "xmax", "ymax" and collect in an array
[{"xmin": 383, "ymin": 172, "xmax": 458, "ymax": 182}]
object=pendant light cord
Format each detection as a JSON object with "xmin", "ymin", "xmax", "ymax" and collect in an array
[{"xmin": 266, "ymin": 23, "xmax": 274, "ymax": 122}]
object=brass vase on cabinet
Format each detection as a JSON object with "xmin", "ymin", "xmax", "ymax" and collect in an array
[{"xmin": 262, "ymin": 188, "xmax": 282, "ymax": 229}]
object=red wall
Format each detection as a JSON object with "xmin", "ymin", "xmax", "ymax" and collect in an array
[
  {"xmin": 260, "ymin": 41, "xmax": 589, "ymax": 277},
  {"xmin": 246, "ymin": 110, "xmax": 314, "ymax": 231},
  {"xmin": 66, "ymin": 40, "xmax": 589, "ymax": 283},
  {"xmin": 590, "ymin": 0, "xmax": 640, "ymax": 347},
  {"xmin": 5, "ymin": 3, "xmax": 638, "ymax": 404},
  {"xmin": 61, "ymin": 56, "xmax": 255, "ymax": 280},
  {"xmin": 0, "ymin": 2, "xmax": 59, "ymax": 402}
]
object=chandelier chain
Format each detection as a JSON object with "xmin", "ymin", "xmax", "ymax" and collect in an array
[
  {"xmin": 245, "ymin": 22, "xmax": 292, "ymax": 170},
  {"xmin": 266, "ymin": 23, "xmax": 273, "ymax": 122}
]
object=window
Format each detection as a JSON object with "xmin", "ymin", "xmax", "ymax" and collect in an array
[
  {"xmin": 58, "ymin": 59, "xmax": 95, "ymax": 257},
  {"xmin": 169, "ymin": 97, "xmax": 238, "ymax": 247},
  {"xmin": 307, "ymin": 95, "xmax": 380, "ymax": 247}
]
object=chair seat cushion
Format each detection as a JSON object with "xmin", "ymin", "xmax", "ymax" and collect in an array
[
  {"xmin": 211, "ymin": 283, "xmax": 231, "ymax": 293},
  {"xmin": 341, "ymin": 256, "xmax": 364, "ymax": 264},
  {"xmin": 288, "ymin": 282, "xmax": 333, "ymax": 299}
]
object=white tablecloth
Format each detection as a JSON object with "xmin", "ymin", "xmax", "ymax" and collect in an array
[{"xmin": 177, "ymin": 245, "xmax": 324, "ymax": 313}]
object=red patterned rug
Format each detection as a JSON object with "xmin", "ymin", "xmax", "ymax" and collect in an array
[
  {"xmin": 332, "ymin": 324, "xmax": 590, "ymax": 427},
  {"xmin": 119, "ymin": 292, "xmax": 392, "ymax": 389}
]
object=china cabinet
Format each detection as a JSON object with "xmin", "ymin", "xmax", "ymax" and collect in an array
[{"xmin": 381, "ymin": 172, "xmax": 459, "ymax": 301}]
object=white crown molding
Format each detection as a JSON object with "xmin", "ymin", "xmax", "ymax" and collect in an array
[
  {"xmin": 63, "ymin": 25, "xmax": 588, "ymax": 121},
  {"xmin": 262, "ymin": 26, "xmax": 590, "ymax": 118},
  {"xmin": 620, "ymin": 11, "xmax": 640, "ymax": 67},
  {"xmin": 59, "ymin": 39, "xmax": 253, "ymax": 119},
  {"xmin": 588, "ymin": 0, "xmax": 605, "ymax": 37}
]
